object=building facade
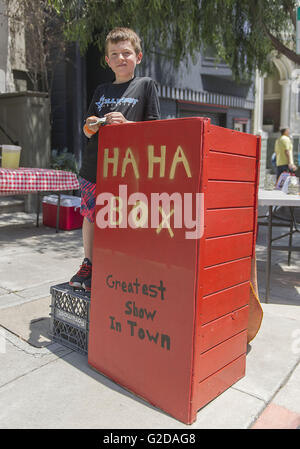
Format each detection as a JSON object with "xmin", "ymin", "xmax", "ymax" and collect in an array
[
  {"xmin": 1, "ymin": 0, "xmax": 256, "ymax": 172},
  {"xmin": 139, "ymin": 48, "xmax": 255, "ymax": 133},
  {"xmin": 253, "ymin": 53, "xmax": 300, "ymax": 173}
]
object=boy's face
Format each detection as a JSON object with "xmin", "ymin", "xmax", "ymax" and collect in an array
[{"xmin": 105, "ymin": 40, "xmax": 142, "ymax": 83}]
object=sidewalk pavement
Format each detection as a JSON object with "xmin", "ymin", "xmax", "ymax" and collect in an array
[{"xmin": 0, "ymin": 210, "xmax": 299, "ymax": 429}]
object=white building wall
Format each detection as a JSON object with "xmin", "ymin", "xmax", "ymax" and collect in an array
[
  {"xmin": 0, "ymin": 0, "xmax": 8, "ymax": 92},
  {"xmin": 0, "ymin": 0, "xmax": 27, "ymax": 93}
]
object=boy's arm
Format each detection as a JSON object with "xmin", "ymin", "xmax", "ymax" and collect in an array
[{"xmin": 83, "ymin": 116, "xmax": 103, "ymax": 138}]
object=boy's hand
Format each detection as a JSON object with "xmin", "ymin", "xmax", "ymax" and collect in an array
[
  {"xmin": 83, "ymin": 115, "xmax": 103, "ymax": 138},
  {"xmin": 104, "ymin": 112, "xmax": 131, "ymax": 124},
  {"xmin": 86, "ymin": 116, "xmax": 102, "ymax": 133}
]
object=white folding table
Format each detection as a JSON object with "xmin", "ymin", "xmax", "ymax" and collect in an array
[{"xmin": 258, "ymin": 189, "xmax": 300, "ymax": 302}]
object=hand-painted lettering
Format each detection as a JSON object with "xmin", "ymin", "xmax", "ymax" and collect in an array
[{"xmin": 102, "ymin": 144, "xmax": 191, "ymax": 180}]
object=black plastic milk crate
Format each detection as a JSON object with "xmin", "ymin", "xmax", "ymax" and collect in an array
[{"xmin": 49, "ymin": 282, "xmax": 91, "ymax": 354}]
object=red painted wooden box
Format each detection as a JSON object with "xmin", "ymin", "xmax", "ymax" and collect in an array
[{"xmin": 88, "ymin": 117, "xmax": 260, "ymax": 424}]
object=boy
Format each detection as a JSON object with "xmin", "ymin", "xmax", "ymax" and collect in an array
[{"xmin": 69, "ymin": 27, "xmax": 161, "ymax": 292}]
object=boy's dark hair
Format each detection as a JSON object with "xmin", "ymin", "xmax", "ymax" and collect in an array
[
  {"xmin": 105, "ymin": 27, "xmax": 142, "ymax": 56},
  {"xmin": 280, "ymin": 128, "xmax": 288, "ymax": 135}
]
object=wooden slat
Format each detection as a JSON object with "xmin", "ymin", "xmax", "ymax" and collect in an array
[
  {"xmin": 205, "ymin": 207, "xmax": 254, "ymax": 238},
  {"xmin": 199, "ymin": 306, "xmax": 249, "ymax": 353},
  {"xmin": 209, "ymin": 125, "xmax": 258, "ymax": 157},
  {"xmin": 200, "ymin": 282, "xmax": 250, "ymax": 325},
  {"xmin": 207, "ymin": 151, "xmax": 257, "ymax": 182},
  {"xmin": 198, "ymin": 331, "xmax": 247, "ymax": 382},
  {"xmin": 204, "ymin": 232, "xmax": 253, "ymax": 267},
  {"xmin": 203, "ymin": 257, "xmax": 252, "ymax": 296},
  {"xmin": 206, "ymin": 181, "xmax": 256, "ymax": 209}
]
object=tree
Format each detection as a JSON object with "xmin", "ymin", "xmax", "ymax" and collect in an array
[
  {"xmin": 6, "ymin": 0, "xmax": 68, "ymax": 93},
  {"xmin": 49, "ymin": 0, "xmax": 299, "ymax": 81}
]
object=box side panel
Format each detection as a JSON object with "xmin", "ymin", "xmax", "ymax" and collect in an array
[{"xmin": 191, "ymin": 126, "xmax": 260, "ymax": 418}]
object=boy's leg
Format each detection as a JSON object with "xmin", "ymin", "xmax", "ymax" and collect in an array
[
  {"xmin": 82, "ymin": 216, "xmax": 94, "ymax": 262},
  {"xmin": 79, "ymin": 176, "xmax": 96, "ymax": 262},
  {"xmin": 69, "ymin": 177, "xmax": 96, "ymax": 291}
]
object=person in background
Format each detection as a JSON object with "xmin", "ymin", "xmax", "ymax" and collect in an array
[
  {"xmin": 69, "ymin": 27, "xmax": 160, "ymax": 292},
  {"xmin": 274, "ymin": 128, "xmax": 297, "ymax": 179}
]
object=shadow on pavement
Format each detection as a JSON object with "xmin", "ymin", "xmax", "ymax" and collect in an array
[
  {"xmin": 28, "ymin": 311, "xmax": 172, "ymax": 419},
  {"xmin": 0, "ymin": 221, "xmax": 83, "ymax": 258}
]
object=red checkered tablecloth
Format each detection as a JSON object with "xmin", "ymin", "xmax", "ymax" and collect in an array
[{"xmin": 0, "ymin": 167, "xmax": 80, "ymax": 194}]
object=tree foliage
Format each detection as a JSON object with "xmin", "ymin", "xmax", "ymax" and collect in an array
[
  {"xmin": 49, "ymin": 0, "xmax": 299, "ymax": 81},
  {"xmin": 6, "ymin": 0, "xmax": 67, "ymax": 92}
]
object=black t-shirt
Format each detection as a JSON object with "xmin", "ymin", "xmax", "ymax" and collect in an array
[{"xmin": 79, "ymin": 76, "xmax": 161, "ymax": 183}]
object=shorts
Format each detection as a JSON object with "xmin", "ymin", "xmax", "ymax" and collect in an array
[
  {"xmin": 276, "ymin": 164, "xmax": 289, "ymax": 180},
  {"xmin": 79, "ymin": 177, "xmax": 96, "ymax": 223}
]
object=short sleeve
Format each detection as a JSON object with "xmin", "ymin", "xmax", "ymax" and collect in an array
[
  {"xmin": 144, "ymin": 80, "xmax": 161, "ymax": 121},
  {"xmin": 281, "ymin": 136, "xmax": 292, "ymax": 151}
]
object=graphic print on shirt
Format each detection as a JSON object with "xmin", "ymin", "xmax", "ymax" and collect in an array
[{"xmin": 96, "ymin": 95, "xmax": 139, "ymax": 114}]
